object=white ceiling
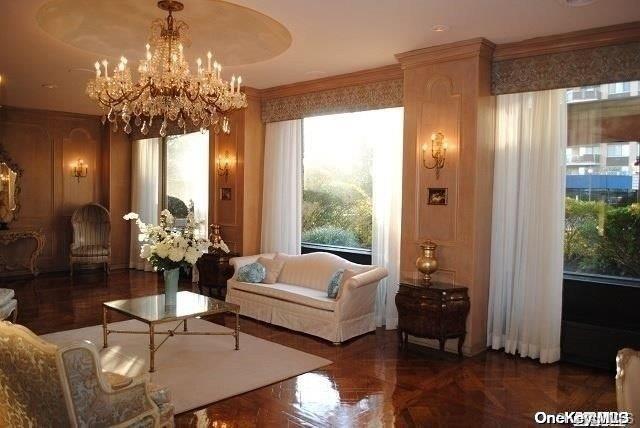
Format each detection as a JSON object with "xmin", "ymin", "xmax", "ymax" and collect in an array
[{"xmin": 1, "ymin": 0, "xmax": 639, "ymax": 115}]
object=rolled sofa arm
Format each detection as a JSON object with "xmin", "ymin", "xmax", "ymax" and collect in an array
[{"xmin": 347, "ymin": 266, "xmax": 389, "ymax": 289}]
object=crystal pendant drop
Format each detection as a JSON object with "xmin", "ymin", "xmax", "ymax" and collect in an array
[
  {"xmin": 134, "ymin": 116, "xmax": 142, "ymax": 126},
  {"xmin": 141, "ymin": 121, "xmax": 149, "ymax": 135},
  {"xmin": 177, "ymin": 115, "xmax": 185, "ymax": 128},
  {"xmin": 159, "ymin": 119, "xmax": 167, "ymax": 137},
  {"xmin": 107, "ymin": 108, "xmax": 116, "ymax": 122},
  {"xmin": 112, "ymin": 120, "xmax": 118, "ymax": 132},
  {"xmin": 124, "ymin": 122, "xmax": 132, "ymax": 134},
  {"xmin": 101, "ymin": 115, "xmax": 107, "ymax": 125}
]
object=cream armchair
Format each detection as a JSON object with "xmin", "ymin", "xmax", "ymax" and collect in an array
[
  {"xmin": 227, "ymin": 252, "xmax": 388, "ymax": 344},
  {"xmin": 616, "ymin": 348, "xmax": 640, "ymax": 427},
  {"xmin": 0, "ymin": 321, "xmax": 174, "ymax": 427}
]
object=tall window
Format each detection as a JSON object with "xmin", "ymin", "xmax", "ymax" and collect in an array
[
  {"xmin": 564, "ymin": 80, "xmax": 640, "ymax": 280},
  {"xmin": 165, "ymin": 131, "xmax": 209, "ymax": 235},
  {"xmin": 302, "ymin": 108, "xmax": 403, "ymax": 251}
]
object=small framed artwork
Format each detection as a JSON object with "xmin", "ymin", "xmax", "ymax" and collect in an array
[
  {"xmin": 220, "ymin": 187, "xmax": 232, "ymax": 201},
  {"xmin": 427, "ymin": 188, "xmax": 448, "ymax": 205}
]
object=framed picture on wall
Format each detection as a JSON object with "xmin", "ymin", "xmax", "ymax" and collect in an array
[
  {"xmin": 427, "ymin": 188, "xmax": 448, "ymax": 205},
  {"xmin": 220, "ymin": 187, "xmax": 232, "ymax": 201}
]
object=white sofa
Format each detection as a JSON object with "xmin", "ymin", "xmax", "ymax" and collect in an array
[{"xmin": 226, "ymin": 252, "xmax": 388, "ymax": 344}]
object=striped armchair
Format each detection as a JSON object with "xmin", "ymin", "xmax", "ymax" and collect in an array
[
  {"xmin": 70, "ymin": 203, "xmax": 111, "ymax": 276},
  {"xmin": 0, "ymin": 321, "xmax": 173, "ymax": 427}
]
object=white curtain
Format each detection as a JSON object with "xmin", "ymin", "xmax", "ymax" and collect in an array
[
  {"xmin": 129, "ymin": 138, "xmax": 161, "ymax": 271},
  {"xmin": 487, "ymin": 89, "xmax": 567, "ymax": 363},
  {"xmin": 371, "ymin": 108, "xmax": 404, "ymax": 329},
  {"xmin": 261, "ymin": 119, "xmax": 303, "ymax": 254}
]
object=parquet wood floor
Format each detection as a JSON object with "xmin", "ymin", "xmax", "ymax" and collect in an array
[{"xmin": 4, "ymin": 270, "xmax": 617, "ymax": 427}]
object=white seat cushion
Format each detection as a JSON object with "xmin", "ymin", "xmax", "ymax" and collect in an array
[
  {"xmin": 0, "ymin": 299, "xmax": 17, "ymax": 320},
  {"xmin": 0, "ymin": 289, "xmax": 15, "ymax": 307},
  {"xmin": 232, "ymin": 281, "xmax": 336, "ymax": 312}
]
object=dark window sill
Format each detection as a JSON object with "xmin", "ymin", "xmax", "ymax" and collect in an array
[
  {"xmin": 301, "ymin": 243, "xmax": 372, "ymax": 265},
  {"xmin": 563, "ymin": 272, "xmax": 640, "ymax": 289}
]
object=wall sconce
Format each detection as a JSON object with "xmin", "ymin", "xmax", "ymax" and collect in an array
[
  {"xmin": 71, "ymin": 159, "xmax": 88, "ymax": 182},
  {"xmin": 217, "ymin": 150, "xmax": 232, "ymax": 181},
  {"xmin": 422, "ymin": 131, "xmax": 447, "ymax": 179}
]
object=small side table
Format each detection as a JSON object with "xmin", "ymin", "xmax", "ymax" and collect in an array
[
  {"xmin": 0, "ymin": 229, "xmax": 45, "ymax": 277},
  {"xmin": 195, "ymin": 252, "xmax": 238, "ymax": 298},
  {"xmin": 396, "ymin": 279, "xmax": 470, "ymax": 356}
]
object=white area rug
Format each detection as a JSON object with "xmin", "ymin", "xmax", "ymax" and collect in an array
[{"xmin": 42, "ymin": 318, "xmax": 332, "ymax": 414}]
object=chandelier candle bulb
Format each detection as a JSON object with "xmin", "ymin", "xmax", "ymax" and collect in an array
[
  {"xmin": 231, "ymin": 76, "xmax": 236, "ymax": 93},
  {"xmin": 101, "ymin": 60, "xmax": 108, "ymax": 78},
  {"xmin": 207, "ymin": 51, "xmax": 212, "ymax": 72},
  {"xmin": 237, "ymin": 76, "xmax": 242, "ymax": 92}
]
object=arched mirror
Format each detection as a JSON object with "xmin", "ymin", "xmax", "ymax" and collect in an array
[{"xmin": 0, "ymin": 146, "xmax": 22, "ymax": 229}]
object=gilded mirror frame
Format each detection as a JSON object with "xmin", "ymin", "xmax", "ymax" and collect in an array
[{"xmin": 0, "ymin": 144, "xmax": 23, "ymax": 226}]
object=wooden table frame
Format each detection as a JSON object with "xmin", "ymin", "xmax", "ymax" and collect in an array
[{"xmin": 102, "ymin": 301, "xmax": 240, "ymax": 373}]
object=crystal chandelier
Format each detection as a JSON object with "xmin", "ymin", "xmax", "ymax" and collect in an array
[{"xmin": 86, "ymin": 0, "xmax": 247, "ymax": 136}]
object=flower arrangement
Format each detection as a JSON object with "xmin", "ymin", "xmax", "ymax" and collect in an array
[{"xmin": 123, "ymin": 209, "xmax": 211, "ymax": 271}]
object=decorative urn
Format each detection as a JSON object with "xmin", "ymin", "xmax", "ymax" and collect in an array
[{"xmin": 415, "ymin": 240, "xmax": 438, "ymax": 283}]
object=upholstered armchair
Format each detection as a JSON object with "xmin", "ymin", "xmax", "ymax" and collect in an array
[
  {"xmin": 616, "ymin": 348, "xmax": 640, "ymax": 427},
  {"xmin": 70, "ymin": 203, "xmax": 111, "ymax": 276},
  {"xmin": 0, "ymin": 321, "xmax": 174, "ymax": 427}
]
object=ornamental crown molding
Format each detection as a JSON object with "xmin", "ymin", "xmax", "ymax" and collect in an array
[
  {"xmin": 494, "ymin": 21, "xmax": 640, "ymax": 62},
  {"xmin": 395, "ymin": 38, "xmax": 496, "ymax": 69},
  {"xmin": 259, "ymin": 64, "xmax": 403, "ymax": 100}
]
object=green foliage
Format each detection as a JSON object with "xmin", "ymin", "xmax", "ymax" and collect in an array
[
  {"xmin": 302, "ymin": 225, "xmax": 360, "ymax": 248},
  {"xmin": 302, "ymin": 171, "xmax": 372, "ymax": 249},
  {"xmin": 167, "ymin": 196, "xmax": 189, "ymax": 218},
  {"xmin": 564, "ymin": 198, "xmax": 640, "ymax": 278}
]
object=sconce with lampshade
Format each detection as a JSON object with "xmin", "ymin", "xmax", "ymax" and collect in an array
[{"xmin": 422, "ymin": 131, "xmax": 447, "ymax": 179}]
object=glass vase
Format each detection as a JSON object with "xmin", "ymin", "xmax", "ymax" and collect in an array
[{"xmin": 163, "ymin": 267, "xmax": 180, "ymax": 308}]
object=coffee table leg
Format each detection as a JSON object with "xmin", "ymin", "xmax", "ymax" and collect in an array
[
  {"xmin": 235, "ymin": 311, "xmax": 240, "ymax": 350},
  {"xmin": 102, "ymin": 306, "xmax": 108, "ymax": 348},
  {"xmin": 149, "ymin": 324, "xmax": 155, "ymax": 373},
  {"xmin": 184, "ymin": 318, "xmax": 188, "ymax": 332}
]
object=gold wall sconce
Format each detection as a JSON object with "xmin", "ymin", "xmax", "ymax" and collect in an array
[
  {"xmin": 217, "ymin": 150, "xmax": 233, "ymax": 181},
  {"xmin": 71, "ymin": 159, "xmax": 88, "ymax": 182},
  {"xmin": 422, "ymin": 131, "xmax": 447, "ymax": 179}
]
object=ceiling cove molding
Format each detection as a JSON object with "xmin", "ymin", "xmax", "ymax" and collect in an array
[
  {"xmin": 395, "ymin": 38, "xmax": 496, "ymax": 69},
  {"xmin": 493, "ymin": 21, "xmax": 640, "ymax": 61},
  {"xmin": 259, "ymin": 64, "xmax": 403, "ymax": 100}
]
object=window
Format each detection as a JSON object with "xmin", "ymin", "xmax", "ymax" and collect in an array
[
  {"xmin": 566, "ymin": 86, "xmax": 600, "ymax": 103},
  {"xmin": 564, "ymin": 81, "xmax": 640, "ymax": 281},
  {"xmin": 608, "ymin": 81, "xmax": 631, "ymax": 97},
  {"xmin": 301, "ymin": 108, "xmax": 403, "ymax": 251},
  {"xmin": 164, "ymin": 131, "xmax": 209, "ymax": 235}
]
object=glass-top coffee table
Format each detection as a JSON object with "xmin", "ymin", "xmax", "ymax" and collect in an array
[{"xmin": 102, "ymin": 291, "xmax": 240, "ymax": 372}]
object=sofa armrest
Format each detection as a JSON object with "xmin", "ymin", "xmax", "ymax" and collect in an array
[
  {"xmin": 336, "ymin": 266, "xmax": 388, "ymax": 321},
  {"xmin": 229, "ymin": 253, "xmax": 276, "ymax": 279},
  {"xmin": 348, "ymin": 267, "xmax": 388, "ymax": 289}
]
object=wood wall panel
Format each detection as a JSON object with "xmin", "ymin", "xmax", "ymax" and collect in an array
[
  {"xmin": 398, "ymin": 39, "xmax": 495, "ymax": 356},
  {"xmin": 0, "ymin": 107, "xmax": 103, "ymax": 275},
  {"xmin": 107, "ymin": 130, "xmax": 131, "ymax": 269}
]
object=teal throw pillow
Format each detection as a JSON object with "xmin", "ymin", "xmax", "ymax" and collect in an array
[
  {"xmin": 327, "ymin": 269, "xmax": 345, "ymax": 299},
  {"xmin": 237, "ymin": 262, "xmax": 266, "ymax": 283}
]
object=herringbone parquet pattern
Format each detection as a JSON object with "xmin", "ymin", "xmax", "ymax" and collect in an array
[{"xmin": 9, "ymin": 270, "xmax": 616, "ymax": 427}]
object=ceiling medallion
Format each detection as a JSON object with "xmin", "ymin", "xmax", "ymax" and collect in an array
[{"xmin": 86, "ymin": 0, "xmax": 247, "ymax": 136}]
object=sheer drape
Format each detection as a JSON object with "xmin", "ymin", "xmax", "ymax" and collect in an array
[
  {"xmin": 261, "ymin": 120, "xmax": 303, "ymax": 254},
  {"xmin": 487, "ymin": 89, "xmax": 567, "ymax": 363},
  {"xmin": 129, "ymin": 138, "xmax": 161, "ymax": 271},
  {"xmin": 371, "ymin": 108, "xmax": 404, "ymax": 329}
]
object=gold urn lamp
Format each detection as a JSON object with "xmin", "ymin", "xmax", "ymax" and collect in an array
[{"xmin": 415, "ymin": 240, "xmax": 439, "ymax": 284}]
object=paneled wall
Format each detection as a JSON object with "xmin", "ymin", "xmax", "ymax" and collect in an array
[
  {"xmin": 397, "ymin": 39, "xmax": 496, "ymax": 355},
  {"xmin": 0, "ymin": 107, "xmax": 104, "ymax": 274},
  {"xmin": 210, "ymin": 89, "xmax": 264, "ymax": 255}
]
